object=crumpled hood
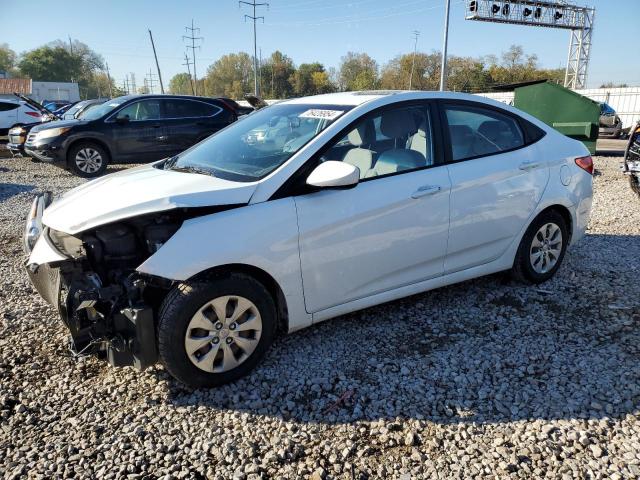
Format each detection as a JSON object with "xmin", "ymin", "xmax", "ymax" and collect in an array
[{"xmin": 43, "ymin": 163, "xmax": 257, "ymax": 234}]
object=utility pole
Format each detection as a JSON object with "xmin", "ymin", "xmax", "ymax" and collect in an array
[
  {"xmin": 259, "ymin": 47, "xmax": 263, "ymax": 97},
  {"xmin": 439, "ymin": 0, "xmax": 451, "ymax": 91},
  {"xmin": 124, "ymin": 75, "xmax": 130, "ymax": 95},
  {"xmin": 239, "ymin": 0, "xmax": 268, "ymax": 96},
  {"xmin": 182, "ymin": 52, "xmax": 195, "ymax": 95},
  {"xmin": 409, "ymin": 30, "xmax": 420, "ymax": 90},
  {"xmin": 68, "ymin": 35, "xmax": 73, "ymax": 55},
  {"xmin": 148, "ymin": 29, "xmax": 165, "ymax": 94},
  {"xmin": 105, "ymin": 62, "xmax": 113, "ymax": 98},
  {"xmin": 130, "ymin": 73, "xmax": 137, "ymax": 94},
  {"xmin": 183, "ymin": 20, "xmax": 203, "ymax": 96}
]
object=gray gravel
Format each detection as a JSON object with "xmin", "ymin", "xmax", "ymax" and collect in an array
[{"xmin": 1, "ymin": 153, "xmax": 639, "ymax": 479}]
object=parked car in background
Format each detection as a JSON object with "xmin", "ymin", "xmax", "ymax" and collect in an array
[
  {"xmin": 7, "ymin": 94, "xmax": 61, "ymax": 156},
  {"xmin": 43, "ymin": 100, "xmax": 72, "ymax": 112},
  {"xmin": 599, "ymin": 102, "xmax": 623, "ymax": 138},
  {"xmin": 23, "ymin": 91, "xmax": 593, "ymax": 387},
  {"xmin": 623, "ymin": 120, "xmax": 640, "ymax": 197},
  {"xmin": 62, "ymin": 99, "xmax": 107, "ymax": 120},
  {"xmin": 0, "ymin": 99, "xmax": 44, "ymax": 136},
  {"xmin": 25, "ymin": 94, "xmax": 243, "ymax": 177}
]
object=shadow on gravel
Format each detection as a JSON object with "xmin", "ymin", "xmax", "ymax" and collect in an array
[
  {"xmin": 0, "ymin": 183, "xmax": 35, "ymax": 201},
  {"xmin": 160, "ymin": 233, "xmax": 640, "ymax": 427}
]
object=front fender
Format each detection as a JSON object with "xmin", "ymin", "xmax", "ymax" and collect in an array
[{"xmin": 136, "ymin": 197, "xmax": 311, "ymax": 331}]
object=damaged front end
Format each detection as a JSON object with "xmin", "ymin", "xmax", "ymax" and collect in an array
[{"xmin": 25, "ymin": 193, "xmax": 187, "ymax": 370}]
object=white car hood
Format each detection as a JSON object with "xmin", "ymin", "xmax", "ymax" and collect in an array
[{"xmin": 43, "ymin": 163, "xmax": 258, "ymax": 234}]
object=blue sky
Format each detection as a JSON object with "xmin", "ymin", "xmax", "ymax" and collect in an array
[{"xmin": 1, "ymin": 0, "xmax": 637, "ymax": 90}]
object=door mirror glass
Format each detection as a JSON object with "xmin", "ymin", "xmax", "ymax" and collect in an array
[
  {"xmin": 115, "ymin": 115, "xmax": 130, "ymax": 124},
  {"xmin": 306, "ymin": 161, "xmax": 359, "ymax": 189}
]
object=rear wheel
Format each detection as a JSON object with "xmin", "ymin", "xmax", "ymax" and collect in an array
[
  {"xmin": 511, "ymin": 210, "xmax": 569, "ymax": 284},
  {"xmin": 158, "ymin": 273, "xmax": 277, "ymax": 388},
  {"xmin": 67, "ymin": 142, "xmax": 108, "ymax": 178}
]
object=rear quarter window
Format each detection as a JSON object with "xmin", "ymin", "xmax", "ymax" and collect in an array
[{"xmin": 0, "ymin": 102, "xmax": 19, "ymax": 112}]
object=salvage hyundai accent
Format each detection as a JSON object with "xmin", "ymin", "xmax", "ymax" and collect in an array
[{"xmin": 24, "ymin": 91, "xmax": 593, "ymax": 387}]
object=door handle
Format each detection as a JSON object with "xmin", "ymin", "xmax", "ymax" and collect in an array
[
  {"xmin": 156, "ymin": 135, "xmax": 167, "ymax": 141},
  {"xmin": 519, "ymin": 161, "xmax": 541, "ymax": 171},
  {"xmin": 411, "ymin": 185, "xmax": 441, "ymax": 199}
]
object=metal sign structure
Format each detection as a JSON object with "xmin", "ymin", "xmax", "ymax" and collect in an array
[{"xmin": 465, "ymin": 0, "xmax": 596, "ymax": 89}]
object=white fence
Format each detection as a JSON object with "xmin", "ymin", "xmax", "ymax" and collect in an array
[{"xmin": 479, "ymin": 87, "xmax": 640, "ymax": 128}]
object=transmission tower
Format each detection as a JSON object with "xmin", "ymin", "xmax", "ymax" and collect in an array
[
  {"xmin": 409, "ymin": 30, "xmax": 420, "ymax": 90},
  {"xmin": 183, "ymin": 20, "xmax": 203, "ymax": 96},
  {"xmin": 239, "ymin": 0, "xmax": 269, "ymax": 96},
  {"xmin": 146, "ymin": 69, "xmax": 158, "ymax": 94},
  {"xmin": 465, "ymin": 0, "xmax": 595, "ymax": 89},
  {"xmin": 182, "ymin": 53, "xmax": 195, "ymax": 95}
]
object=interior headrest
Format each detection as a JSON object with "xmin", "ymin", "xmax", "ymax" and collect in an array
[
  {"xmin": 416, "ymin": 119, "xmax": 428, "ymax": 138},
  {"xmin": 347, "ymin": 120, "xmax": 375, "ymax": 147},
  {"xmin": 380, "ymin": 110, "xmax": 417, "ymax": 138},
  {"xmin": 449, "ymin": 124, "xmax": 474, "ymax": 141},
  {"xmin": 477, "ymin": 120, "xmax": 503, "ymax": 141}
]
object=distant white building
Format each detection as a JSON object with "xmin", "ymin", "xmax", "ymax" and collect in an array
[{"xmin": 0, "ymin": 78, "xmax": 80, "ymax": 102}]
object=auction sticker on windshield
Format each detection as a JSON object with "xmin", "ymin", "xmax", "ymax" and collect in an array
[{"xmin": 299, "ymin": 109, "xmax": 344, "ymax": 121}]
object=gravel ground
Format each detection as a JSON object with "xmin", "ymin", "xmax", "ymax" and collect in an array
[{"xmin": 1, "ymin": 154, "xmax": 639, "ymax": 480}]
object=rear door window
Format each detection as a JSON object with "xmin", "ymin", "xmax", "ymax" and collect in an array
[
  {"xmin": 444, "ymin": 104, "xmax": 524, "ymax": 161},
  {"xmin": 115, "ymin": 100, "xmax": 161, "ymax": 121},
  {"xmin": 0, "ymin": 102, "xmax": 19, "ymax": 112},
  {"xmin": 163, "ymin": 99, "xmax": 221, "ymax": 119}
]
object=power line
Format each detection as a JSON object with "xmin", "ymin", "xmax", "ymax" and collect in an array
[
  {"xmin": 240, "ymin": 0, "xmax": 269, "ymax": 96},
  {"xmin": 409, "ymin": 30, "xmax": 420, "ymax": 90},
  {"xmin": 183, "ymin": 19, "xmax": 203, "ymax": 96}
]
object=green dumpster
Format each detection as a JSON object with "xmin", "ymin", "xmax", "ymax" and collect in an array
[{"xmin": 511, "ymin": 80, "xmax": 600, "ymax": 154}]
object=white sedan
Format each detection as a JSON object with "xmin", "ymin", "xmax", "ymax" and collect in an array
[{"xmin": 24, "ymin": 91, "xmax": 593, "ymax": 387}]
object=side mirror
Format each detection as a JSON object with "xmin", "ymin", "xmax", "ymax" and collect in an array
[
  {"xmin": 306, "ymin": 161, "xmax": 359, "ymax": 189},
  {"xmin": 115, "ymin": 115, "xmax": 130, "ymax": 125}
]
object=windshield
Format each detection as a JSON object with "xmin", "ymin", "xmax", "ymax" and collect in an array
[
  {"xmin": 81, "ymin": 98, "xmax": 127, "ymax": 121},
  {"xmin": 166, "ymin": 103, "xmax": 352, "ymax": 181}
]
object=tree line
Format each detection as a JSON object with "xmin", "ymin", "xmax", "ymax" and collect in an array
[{"xmin": 1, "ymin": 41, "xmax": 566, "ymax": 101}]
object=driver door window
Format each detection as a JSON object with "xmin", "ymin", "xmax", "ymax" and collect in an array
[{"xmin": 321, "ymin": 105, "xmax": 434, "ymax": 179}]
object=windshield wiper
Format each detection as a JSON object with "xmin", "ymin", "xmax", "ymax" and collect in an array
[
  {"xmin": 163, "ymin": 155, "xmax": 180, "ymax": 170},
  {"xmin": 169, "ymin": 165, "xmax": 215, "ymax": 177}
]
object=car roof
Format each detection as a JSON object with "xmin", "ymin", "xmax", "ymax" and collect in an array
[{"xmin": 280, "ymin": 90, "xmax": 502, "ymax": 107}]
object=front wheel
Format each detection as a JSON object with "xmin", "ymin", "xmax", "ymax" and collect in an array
[
  {"xmin": 67, "ymin": 142, "xmax": 109, "ymax": 178},
  {"xmin": 630, "ymin": 175, "xmax": 640, "ymax": 198},
  {"xmin": 158, "ymin": 273, "xmax": 277, "ymax": 388},
  {"xmin": 511, "ymin": 210, "xmax": 569, "ymax": 284}
]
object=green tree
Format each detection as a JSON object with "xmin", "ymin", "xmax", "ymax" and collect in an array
[
  {"xmin": 169, "ymin": 73, "xmax": 194, "ymax": 95},
  {"xmin": 203, "ymin": 52, "xmax": 254, "ymax": 99},
  {"xmin": 260, "ymin": 51, "xmax": 295, "ymax": 98},
  {"xmin": 18, "ymin": 46, "xmax": 83, "ymax": 82},
  {"xmin": 338, "ymin": 52, "xmax": 378, "ymax": 91},
  {"xmin": 290, "ymin": 62, "xmax": 336, "ymax": 96},
  {"xmin": 0, "ymin": 43, "xmax": 17, "ymax": 74},
  {"xmin": 380, "ymin": 52, "xmax": 441, "ymax": 90}
]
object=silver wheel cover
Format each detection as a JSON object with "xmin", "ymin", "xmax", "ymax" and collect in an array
[
  {"xmin": 184, "ymin": 295, "xmax": 262, "ymax": 373},
  {"xmin": 75, "ymin": 147, "xmax": 103, "ymax": 173},
  {"xmin": 529, "ymin": 222, "xmax": 563, "ymax": 274}
]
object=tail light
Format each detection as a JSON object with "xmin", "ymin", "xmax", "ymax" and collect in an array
[
  {"xmin": 575, "ymin": 155, "xmax": 593, "ymax": 175},
  {"xmin": 25, "ymin": 111, "xmax": 42, "ymax": 119}
]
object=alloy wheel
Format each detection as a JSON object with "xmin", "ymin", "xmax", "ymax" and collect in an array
[
  {"xmin": 75, "ymin": 148, "xmax": 103, "ymax": 174},
  {"xmin": 184, "ymin": 295, "xmax": 262, "ymax": 373},
  {"xmin": 529, "ymin": 222, "xmax": 563, "ymax": 274}
]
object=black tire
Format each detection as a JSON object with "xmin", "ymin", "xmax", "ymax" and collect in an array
[
  {"xmin": 67, "ymin": 142, "xmax": 109, "ymax": 178},
  {"xmin": 158, "ymin": 273, "xmax": 277, "ymax": 388},
  {"xmin": 631, "ymin": 175, "xmax": 640, "ymax": 198},
  {"xmin": 511, "ymin": 210, "xmax": 569, "ymax": 284}
]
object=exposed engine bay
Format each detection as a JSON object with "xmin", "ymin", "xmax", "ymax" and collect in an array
[{"xmin": 26, "ymin": 196, "xmax": 235, "ymax": 370}]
